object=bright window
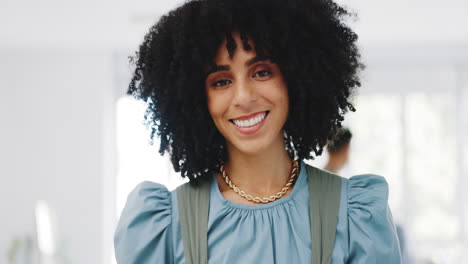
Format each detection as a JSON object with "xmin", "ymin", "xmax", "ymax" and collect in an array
[{"xmin": 115, "ymin": 96, "xmax": 187, "ymax": 217}]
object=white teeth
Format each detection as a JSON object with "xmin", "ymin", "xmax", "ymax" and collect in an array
[
  {"xmin": 255, "ymin": 115, "xmax": 261, "ymax": 123},
  {"xmin": 232, "ymin": 112, "xmax": 267, "ymax": 127}
]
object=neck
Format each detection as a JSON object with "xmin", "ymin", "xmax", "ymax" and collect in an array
[{"xmin": 222, "ymin": 137, "xmax": 294, "ymax": 196}]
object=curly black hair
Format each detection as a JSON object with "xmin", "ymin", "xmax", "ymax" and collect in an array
[
  {"xmin": 326, "ymin": 127, "xmax": 353, "ymax": 153},
  {"xmin": 128, "ymin": 0, "xmax": 363, "ymax": 185}
]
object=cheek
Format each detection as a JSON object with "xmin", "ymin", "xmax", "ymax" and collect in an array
[
  {"xmin": 206, "ymin": 91, "xmax": 226, "ymax": 120},
  {"xmin": 206, "ymin": 97, "xmax": 216, "ymax": 119},
  {"xmin": 271, "ymin": 82, "xmax": 289, "ymax": 109}
]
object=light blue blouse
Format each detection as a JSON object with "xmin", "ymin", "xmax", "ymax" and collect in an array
[{"xmin": 114, "ymin": 161, "xmax": 402, "ymax": 263}]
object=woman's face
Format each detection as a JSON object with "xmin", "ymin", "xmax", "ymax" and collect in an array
[{"xmin": 205, "ymin": 32, "xmax": 289, "ymax": 156}]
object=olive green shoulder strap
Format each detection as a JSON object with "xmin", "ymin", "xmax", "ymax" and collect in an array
[
  {"xmin": 176, "ymin": 179, "xmax": 211, "ymax": 264},
  {"xmin": 306, "ymin": 164, "xmax": 342, "ymax": 264}
]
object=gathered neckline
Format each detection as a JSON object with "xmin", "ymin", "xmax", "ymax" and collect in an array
[{"xmin": 211, "ymin": 161, "xmax": 306, "ymax": 210}]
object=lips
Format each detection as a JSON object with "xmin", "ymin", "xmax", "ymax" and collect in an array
[
  {"xmin": 230, "ymin": 111, "xmax": 269, "ymax": 126},
  {"xmin": 229, "ymin": 111, "xmax": 269, "ymax": 135},
  {"xmin": 231, "ymin": 111, "xmax": 267, "ymax": 121}
]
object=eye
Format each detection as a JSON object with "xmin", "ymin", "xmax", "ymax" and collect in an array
[
  {"xmin": 253, "ymin": 70, "xmax": 272, "ymax": 78},
  {"xmin": 212, "ymin": 79, "xmax": 232, "ymax": 87}
]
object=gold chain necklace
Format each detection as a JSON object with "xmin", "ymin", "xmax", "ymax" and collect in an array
[{"xmin": 219, "ymin": 160, "xmax": 299, "ymax": 204}]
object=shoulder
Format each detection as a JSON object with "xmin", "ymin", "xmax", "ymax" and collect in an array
[
  {"xmin": 119, "ymin": 181, "xmax": 173, "ymax": 223},
  {"xmin": 346, "ymin": 174, "xmax": 389, "ymax": 213},
  {"xmin": 343, "ymin": 174, "xmax": 402, "ymax": 262},
  {"xmin": 114, "ymin": 181, "xmax": 174, "ymax": 263},
  {"xmin": 303, "ymin": 164, "xmax": 389, "ymax": 209},
  {"xmin": 127, "ymin": 181, "xmax": 172, "ymax": 205}
]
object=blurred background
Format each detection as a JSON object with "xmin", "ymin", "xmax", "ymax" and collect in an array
[{"xmin": 1, "ymin": 0, "xmax": 467, "ymax": 263}]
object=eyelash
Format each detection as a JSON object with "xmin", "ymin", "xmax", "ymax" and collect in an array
[
  {"xmin": 211, "ymin": 70, "xmax": 272, "ymax": 87},
  {"xmin": 253, "ymin": 70, "xmax": 272, "ymax": 78},
  {"xmin": 213, "ymin": 79, "xmax": 231, "ymax": 87}
]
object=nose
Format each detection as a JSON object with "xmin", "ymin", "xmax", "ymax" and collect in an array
[{"xmin": 232, "ymin": 79, "xmax": 258, "ymax": 108}]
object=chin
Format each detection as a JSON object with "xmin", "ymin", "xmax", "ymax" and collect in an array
[
  {"xmin": 227, "ymin": 134, "xmax": 280, "ymax": 156},
  {"xmin": 234, "ymin": 145, "xmax": 267, "ymax": 156}
]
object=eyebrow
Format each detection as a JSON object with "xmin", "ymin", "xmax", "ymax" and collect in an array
[{"xmin": 207, "ymin": 56, "xmax": 271, "ymax": 75}]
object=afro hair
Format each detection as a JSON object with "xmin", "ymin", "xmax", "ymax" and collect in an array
[{"xmin": 127, "ymin": 0, "xmax": 363, "ymax": 185}]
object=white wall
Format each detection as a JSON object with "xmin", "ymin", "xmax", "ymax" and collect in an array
[{"xmin": 0, "ymin": 48, "xmax": 117, "ymax": 264}]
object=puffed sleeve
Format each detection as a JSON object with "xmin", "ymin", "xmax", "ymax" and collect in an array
[
  {"xmin": 347, "ymin": 175, "xmax": 402, "ymax": 263},
  {"xmin": 114, "ymin": 181, "xmax": 173, "ymax": 264}
]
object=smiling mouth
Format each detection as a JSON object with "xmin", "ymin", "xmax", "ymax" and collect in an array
[{"xmin": 229, "ymin": 111, "xmax": 269, "ymax": 127}]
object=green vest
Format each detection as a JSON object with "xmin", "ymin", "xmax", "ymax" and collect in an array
[{"xmin": 176, "ymin": 164, "xmax": 342, "ymax": 264}]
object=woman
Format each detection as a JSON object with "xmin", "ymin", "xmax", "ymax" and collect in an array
[{"xmin": 114, "ymin": 0, "xmax": 402, "ymax": 263}]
